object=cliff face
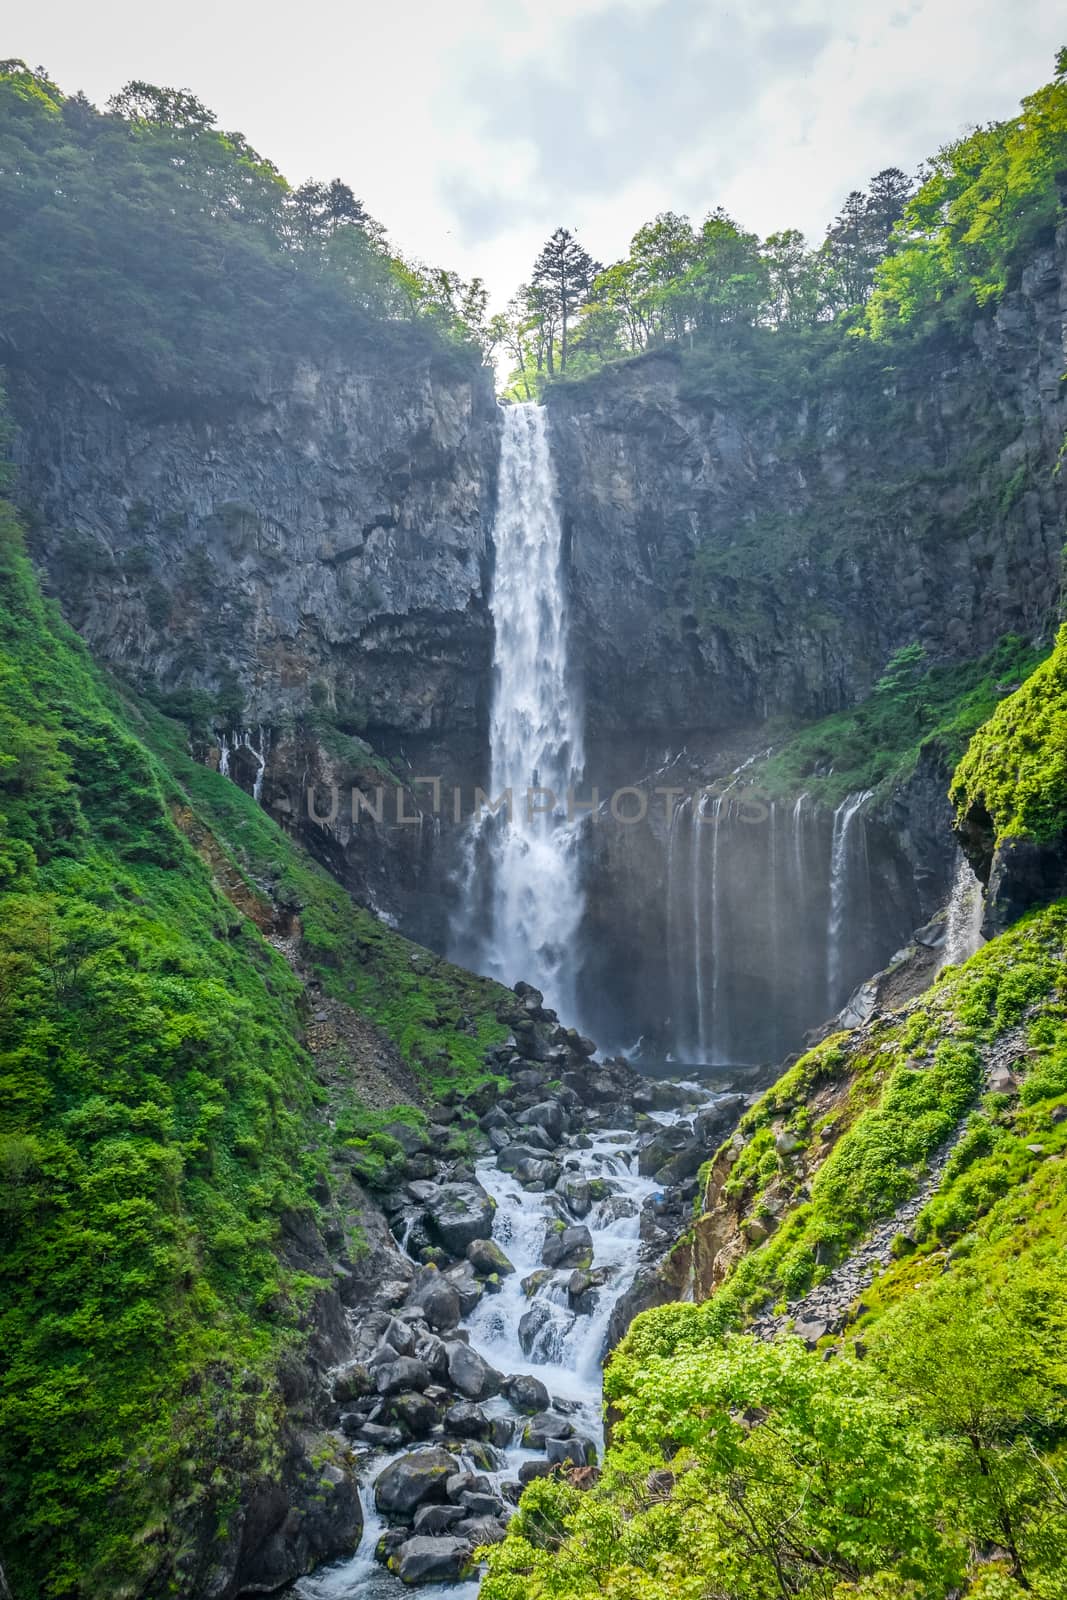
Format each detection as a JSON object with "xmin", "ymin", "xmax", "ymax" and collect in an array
[
  {"xmin": 9, "ymin": 348, "xmax": 499, "ymax": 760},
  {"xmin": 546, "ymin": 230, "xmax": 1067, "ymax": 775}
]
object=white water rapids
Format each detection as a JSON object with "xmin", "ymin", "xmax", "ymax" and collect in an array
[{"xmin": 293, "ymin": 1099, "xmax": 702, "ymax": 1599}]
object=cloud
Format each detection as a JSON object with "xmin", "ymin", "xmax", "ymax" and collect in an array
[{"xmin": 442, "ymin": 0, "xmax": 832, "ymax": 245}]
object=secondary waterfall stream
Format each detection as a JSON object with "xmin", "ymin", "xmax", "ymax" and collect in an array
[{"xmin": 454, "ymin": 402, "xmax": 584, "ymax": 1023}]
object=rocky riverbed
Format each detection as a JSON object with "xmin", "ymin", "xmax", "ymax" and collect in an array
[{"xmin": 287, "ymin": 985, "xmax": 751, "ymax": 1595}]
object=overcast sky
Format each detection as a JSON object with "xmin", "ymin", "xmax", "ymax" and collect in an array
[{"xmin": 6, "ymin": 0, "xmax": 1064, "ymax": 308}]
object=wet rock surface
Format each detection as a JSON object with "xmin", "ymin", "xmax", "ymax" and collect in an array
[{"xmin": 287, "ymin": 1001, "xmax": 746, "ymax": 1593}]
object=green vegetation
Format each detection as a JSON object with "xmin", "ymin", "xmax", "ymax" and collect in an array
[
  {"xmin": 950, "ymin": 625, "xmax": 1067, "ymax": 844},
  {"xmin": 484, "ymin": 900, "xmax": 1067, "ymax": 1599},
  {"xmin": 496, "ymin": 52, "xmax": 1066, "ymax": 396},
  {"xmin": 746, "ymin": 634, "xmax": 1050, "ymax": 810},
  {"xmin": 0, "ymin": 60, "xmax": 495, "ymax": 397},
  {"xmin": 0, "ymin": 488, "xmax": 511, "ymax": 1596}
]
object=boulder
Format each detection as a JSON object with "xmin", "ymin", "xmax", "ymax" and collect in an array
[
  {"xmin": 425, "ymin": 1182, "xmax": 496, "ymax": 1255},
  {"xmin": 454, "ymin": 1515, "xmax": 507, "ymax": 1545},
  {"xmin": 522, "ymin": 1411, "xmax": 574, "ymax": 1449},
  {"xmin": 412, "ymin": 1502, "xmax": 467, "ymax": 1534},
  {"xmin": 443, "ymin": 1401, "xmax": 490, "ymax": 1439},
  {"xmin": 515, "ymin": 1157, "xmax": 562, "ymax": 1189},
  {"xmin": 517, "ymin": 1100, "xmax": 566, "ymax": 1143},
  {"xmin": 556, "ymin": 1174, "xmax": 592, "ymax": 1218},
  {"xmin": 547, "ymin": 1436, "xmax": 596, "ymax": 1467},
  {"xmin": 386, "ymin": 1391, "xmax": 440, "ymax": 1438},
  {"xmin": 390, "ymin": 1536, "xmax": 474, "ymax": 1585},
  {"xmin": 518, "ymin": 1459, "xmax": 556, "ymax": 1485},
  {"xmin": 374, "ymin": 1449, "xmax": 460, "ymax": 1516},
  {"xmin": 408, "ymin": 1272, "xmax": 462, "ymax": 1333},
  {"xmin": 502, "ymin": 1373, "xmax": 550, "ymax": 1414},
  {"xmin": 445, "ymin": 1341, "xmax": 503, "ymax": 1400},
  {"xmin": 466, "ymin": 1237, "xmax": 515, "ymax": 1277},
  {"xmin": 351, "ymin": 1421, "xmax": 405, "ymax": 1449},
  {"xmin": 413, "ymin": 1330, "xmax": 450, "ymax": 1379},
  {"xmin": 443, "ymin": 1260, "xmax": 484, "ymax": 1314},
  {"xmin": 374, "ymin": 1357, "xmax": 432, "ymax": 1396},
  {"xmin": 542, "ymin": 1224, "xmax": 593, "ymax": 1269}
]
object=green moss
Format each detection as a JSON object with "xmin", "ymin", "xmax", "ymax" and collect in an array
[
  {"xmin": 949, "ymin": 625, "xmax": 1067, "ymax": 845},
  {"xmin": 0, "ymin": 491, "xmax": 513, "ymax": 1596}
]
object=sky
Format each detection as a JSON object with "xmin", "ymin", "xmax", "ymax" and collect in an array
[{"xmin": 5, "ymin": 0, "xmax": 1065, "ymax": 310}]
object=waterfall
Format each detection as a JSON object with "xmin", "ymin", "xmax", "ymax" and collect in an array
[
  {"xmin": 707, "ymin": 794, "xmax": 725, "ymax": 1064},
  {"xmin": 463, "ymin": 403, "xmax": 584, "ymax": 1020},
  {"xmin": 691, "ymin": 797, "xmax": 706, "ymax": 1061},
  {"xmin": 941, "ymin": 851, "xmax": 985, "ymax": 968},
  {"xmin": 827, "ymin": 789, "xmax": 872, "ymax": 1008}
]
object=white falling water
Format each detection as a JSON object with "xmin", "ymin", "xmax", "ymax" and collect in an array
[
  {"xmin": 941, "ymin": 850, "xmax": 985, "ymax": 968},
  {"xmin": 466, "ymin": 403, "xmax": 584, "ymax": 1020},
  {"xmin": 827, "ymin": 789, "xmax": 872, "ymax": 1008}
]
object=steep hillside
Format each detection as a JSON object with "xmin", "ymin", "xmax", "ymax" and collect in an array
[{"xmin": 0, "ymin": 495, "xmax": 523, "ymax": 1599}]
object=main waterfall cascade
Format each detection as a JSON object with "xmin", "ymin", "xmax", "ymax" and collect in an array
[{"xmin": 454, "ymin": 403, "xmax": 585, "ymax": 1022}]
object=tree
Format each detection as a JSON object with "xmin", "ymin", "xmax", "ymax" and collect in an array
[{"xmin": 531, "ymin": 226, "xmax": 599, "ymax": 374}]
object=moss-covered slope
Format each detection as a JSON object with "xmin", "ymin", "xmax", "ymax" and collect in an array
[{"xmin": 0, "ymin": 498, "xmax": 515, "ymax": 1598}]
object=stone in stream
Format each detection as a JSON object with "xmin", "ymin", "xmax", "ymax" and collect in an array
[
  {"xmin": 443, "ymin": 1259, "xmax": 484, "ymax": 1314},
  {"xmin": 389, "ymin": 1536, "xmax": 475, "ymax": 1585},
  {"xmin": 568, "ymin": 1266, "xmax": 608, "ymax": 1314},
  {"xmin": 517, "ymin": 1100, "xmax": 566, "ymax": 1143},
  {"xmin": 386, "ymin": 1390, "xmax": 441, "ymax": 1438},
  {"xmin": 636, "ymin": 1123, "xmax": 693, "ymax": 1177},
  {"xmin": 424, "ymin": 1181, "xmax": 496, "ymax": 1255},
  {"xmin": 466, "ymin": 1237, "xmax": 515, "ymax": 1277},
  {"xmin": 374, "ymin": 1357, "xmax": 432, "ymax": 1396},
  {"xmin": 348, "ymin": 1421, "xmax": 405, "ymax": 1449},
  {"xmin": 496, "ymin": 1142, "xmax": 551, "ymax": 1172},
  {"xmin": 458, "ymin": 1489, "xmax": 505, "ymax": 1518},
  {"xmin": 454, "ymin": 1514, "xmax": 507, "ymax": 1545},
  {"xmin": 412, "ymin": 1502, "xmax": 466, "ymax": 1534},
  {"xmin": 515, "ymin": 1156, "xmax": 562, "ymax": 1189},
  {"xmin": 518, "ymin": 1302, "xmax": 559, "ymax": 1357},
  {"xmin": 547, "ymin": 1435, "xmax": 597, "ymax": 1467},
  {"xmin": 445, "ymin": 1340, "xmax": 503, "ymax": 1400},
  {"xmin": 445, "ymin": 1470, "xmax": 492, "ymax": 1502},
  {"xmin": 521, "ymin": 1268, "xmax": 553, "ymax": 1298},
  {"xmin": 556, "ymin": 1173, "xmax": 592, "ymax": 1218},
  {"xmin": 502, "ymin": 1372, "xmax": 550, "ymax": 1414},
  {"xmin": 407, "ymin": 1270, "xmax": 462, "ymax": 1332},
  {"xmin": 413, "ymin": 1330, "xmax": 450, "ymax": 1379},
  {"xmin": 542, "ymin": 1223, "xmax": 593, "ymax": 1269},
  {"xmin": 443, "ymin": 1400, "xmax": 490, "ymax": 1438},
  {"xmin": 522, "ymin": 1410, "xmax": 575, "ymax": 1448},
  {"xmin": 374, "ymin": 1448, "xmax": 460, "ymax": 1516},
  {"xmin": 518, "ymin": 1459, "xmax": 556, "ymax": 1485}
]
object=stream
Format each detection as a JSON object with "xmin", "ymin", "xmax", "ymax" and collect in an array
[{"xmin": 290, "ymin": 1079, "xmax": 717, "ymax": 1597}]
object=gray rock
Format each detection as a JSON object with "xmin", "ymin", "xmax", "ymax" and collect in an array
[
  {"xmin": 425, "ymin": 1182, "xmax": 496, "ymax": 1255},
  {"xmin": 502, "ymin": 1373, "xmax": 550, "ymax": 1414},
  {"xmin": 409, "ymin": 1272, "xmax": 462, "ymax": 1333},
  {"xmin": 445, "ymin": 1341, "xmax": 503, "ymax": 1400},
  {"xmin": 374, "ymin": 1357, "xmax": 432, "ymax": 1396},
  {"xmin": 390, "ymin": 1536, "xmax": 474, "ymax": 1585},
  {"xmin": 546, "ymin": 1436, "xmax": 596, "ymax": 1467},
  {"xmin": 556, "ymin": 1174, "xmax": 592, "ymax": 1218},
  {"xmin": 374, "ymin": 1449, "xmax": 460, "ymax": 1516},
  {"xmin": 542, "ymin": 1224, "xmax": 593, "ymax": 1270},
  {"xmin": 412, "ymin": 1502, "xmax": 467, "ymax": 1534},
  {"xmin": 522, "ymin": 1411, "xmax": 574, "ymax": 1449},
  {"xmin": 466, "ymin": 1237, "xmax": 515, "ymax": 1277},
  {"xmin": 443, "ymin": 1401, "xmax": 490, "ymax": 1438},
  {"xmin": 517, "ymin": 1100, "xmax": 566, "ymax": 1143}
]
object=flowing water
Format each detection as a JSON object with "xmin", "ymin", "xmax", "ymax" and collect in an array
[
  {"xmin": 453, "ymin": 402, "xmax": 584, "ymax": 1023},
  {"xmin": 827, "ymin": 790, "xmax": 873, "ymax": 1008},
  {"xmin": 941, "ymin": 850, "xmax": 985, "ymax": 968},
  {"xmin": 292, "ymin": 1096, "xmax": 706, "ymax": 1599}
]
